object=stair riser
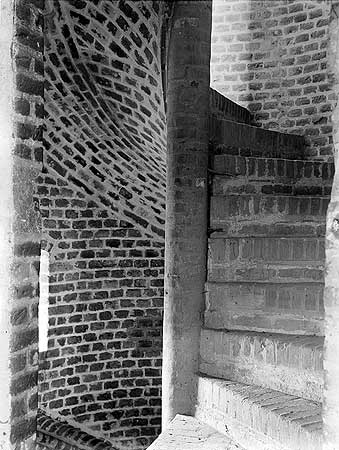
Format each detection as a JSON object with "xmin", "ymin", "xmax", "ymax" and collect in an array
[
  {"xmin": 196, "ymin": 377, "xmax": 322, "ymax": 450},
  {"xmin": 210, "ymin": 89, "xmax": 252, "ymax": 125},
  {"xmin": 204, "ymin": 310, "xmax": 323, "ymax": 336},
  {"xmin": 209, "ymin": 237, "xmax": 325, "ymax": 265},
  {"xmin": 209, "ymin": 237, "xmax": 325, "ymax": 283},
  {"xmin": 199, "ymin": 329, "xmax": 323, "ymax": 402},
  {"xmin": 211, "ymin": 196, "xmax": 329, "ymax": 228},
  {"xmin": 210, "ymin": 120, "xmax": 305, "ymax": 160},
  {"xmin": 212, "ymin": 154, "xmax": 334, "ymax": 181},
  {"xmin": 205, "ymin": 282, "xmax": 324, "ymax": 335},
  {"xmin": 213, "ymin": 178, "xmax": 331, "ymax": 197},
  {"xmin": 209, "ymin": 265, "xmax": 324, "ymax": 283},
  {"xmin": 210, "ymin": 222, "xmax": 326, "ymax": 238}
]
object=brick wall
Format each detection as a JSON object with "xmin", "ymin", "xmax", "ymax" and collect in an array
[
  {"xmin": 10, "ymin": 0, "xmax": 44, "ymax": 448},
  {"xmin": 39, "ymin": 1, "xmax": 165, "ymax": 449},
  {"xmin": 211, "ymin": 0, "xmax": 336, "ymax": 160}
]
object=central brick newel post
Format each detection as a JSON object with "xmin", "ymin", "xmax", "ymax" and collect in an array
[{"xmin": 162, "ymin": 0, "xmax": 212, "ymax": 428}]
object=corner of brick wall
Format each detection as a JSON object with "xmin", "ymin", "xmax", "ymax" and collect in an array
[
  {"xmin": 211, "ymin": 0, "xmax": 336, "ymax": 160},
  {"xmin": 9, "ymin": 0, "xmax": 44, "ymax": 448}
]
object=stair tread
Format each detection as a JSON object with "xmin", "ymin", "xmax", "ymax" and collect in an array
[
  {"xmin": 198, "ymin": 375, "xmax": 322, "ymax": 422},
  {"xmin": 196, "ymin": 376, "xmax": 322, "ymax": 450},
  {"xmin": 147, "ymin": 414, "xmax": 244, "ymax": 450}
]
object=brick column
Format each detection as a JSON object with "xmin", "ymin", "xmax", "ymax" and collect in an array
[
  {"xmin": 162, "ymin": 0, "xmax": 212, "ymax": 427},
  {"xmin": 324, "ymin": 2, "xmax": 339, "ymax": 450}
]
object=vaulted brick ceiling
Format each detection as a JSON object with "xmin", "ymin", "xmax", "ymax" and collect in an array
[{"xmin": 44, "ymin": 0, "xmax": 166, "ymax": 238}]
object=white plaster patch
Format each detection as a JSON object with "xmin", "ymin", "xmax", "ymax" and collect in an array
[
  {"xmin": 195, "ymin": 178, "xmax": 205, "ymax": 188},
  {"xmin": 38, "ymin": 250, "xmax": 49, "ymax": 353}
]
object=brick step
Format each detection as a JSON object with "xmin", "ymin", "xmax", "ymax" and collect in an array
[
  {"xmin": 210, "ymin": 119, "xmax": 305, "ymax": 160},
  {"xmin": 205, "ymin": 281, "xmax": 324, "ymax": 335},
  {"xmin": 147, "ymin": 414, "xmax": 244, "ymax": 450},
  {"xmin": 209, "ymin": 235, "xmax": 325, "ymax": 268},
  {"xmin": 208, "ymin": 261, "xmax": 323, "ymax": 283},
  {"xmin": 210, "ymin": 88, "xmax": 252, "ymax": 125},
  {"xmin": 196, "ymin": 376, "xmax": 322, "ymax": 450},
  {"xmin": 209, "ymin": 221, "xmax": 326, "ymax": 238},
  {"xmin": 212, "ymin": 154, "xmax": 334, "ymax": 182},
  {"xmin": 210, "ymin": 195, "xmax": 329, "ymax": 229},
  {"xmin": 199, "ymin": 329, "xmax": 323, "ymax": 402},
  {"xmin": 213, "ymin": 175, "xmax": 332, "ymax": 197}
]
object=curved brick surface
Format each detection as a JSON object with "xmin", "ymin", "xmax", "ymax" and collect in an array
[
  {"xmin": 40, "ymin": 2, "xmax": 166, "ymax": 448},
  {"xmin": 44, "ymin": 0, "xmax": 166, "ymax": 236},
  {"xmin": 211, "ymin": 0, "xmax": 335, "ymax": 159},
  {"xmin": 37, "ymin": 409, "xmax": 116, "ymax": 450}
]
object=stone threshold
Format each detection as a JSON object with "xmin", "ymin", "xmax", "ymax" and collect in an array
[{"xmin": 147, "ymin": 414, "xmax": 244, "ymax": 450}]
